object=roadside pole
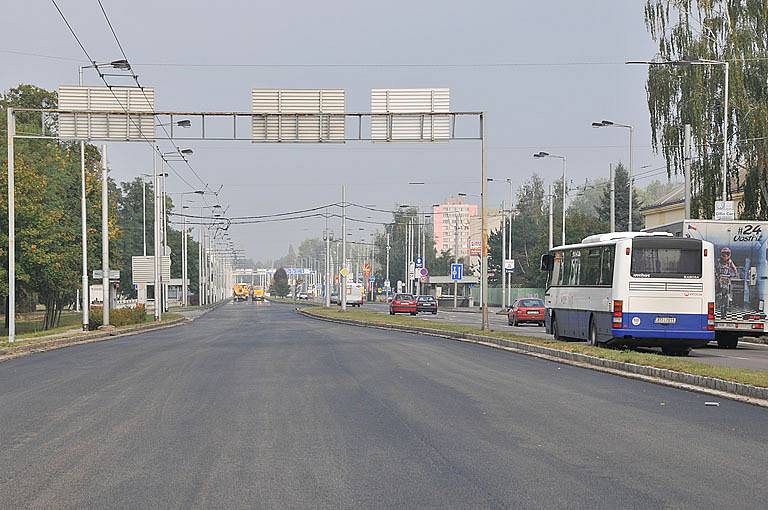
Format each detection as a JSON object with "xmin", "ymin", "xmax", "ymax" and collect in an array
[
  {"xmin": 80, "ymin": 139, "xmax": 89, "ymax": 330},
  {"xmin": 609, "ymin": 163, "xmax": 615, "ymax": 232},
  {"xmin": 7, "ymin": 108, "xmax": 16, "ymax": 342},
  {"xmin": 480, "ymin": 113, "xmax": 489, "ymax": 331},
  {"xmin": 341, "ymin": 185, "xmax": 347, "ymax": 311},
  {"xmin": 453, "ymin": 214, "xmax": 459, "ymax": 309},
  {"xmin": 153, "ymin": 149, "xmax": 161, "ymax": 321},
  {"xmin": 101, "ymin": 145, "xmax": 110, "ymax": 327},
  {"xmin": 507, "ymin": 180, "xmax": 513, "ymax": 307},
  {"xmin": 502, "ymin": 202, "xmax": 506, "ymax": 310},
  {"xmin": 385, "ymin": 230, "xmax": 390, "ymax": 294},
  {"xmin": 684, "ymin": 124, "xmax": 692, "ymax": 219},
  {"xmin": 548, "ymin": 185, "xmax": 554, "ymax": 250}
]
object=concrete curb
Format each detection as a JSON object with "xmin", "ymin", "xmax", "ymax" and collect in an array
[
  {"xmin": 0, "ymin": 317, "xmax": 189, "ymax": 363},
  {"xmin": 298, "ymin": 309, "xmax": 768, "ymax": 408}
]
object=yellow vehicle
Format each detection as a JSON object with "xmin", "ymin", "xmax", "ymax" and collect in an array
[
  {"xmin": 233, "ymin": 283, "xmax": 250, "ymax": 302},
  {"xmin": 252, "ymin": 286, "xmax": 265, "ymax": 302}
]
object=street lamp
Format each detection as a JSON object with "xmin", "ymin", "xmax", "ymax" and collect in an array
[
  {"xmin": 533, "ymin": 151, "xmax": 567, "ymax": 245},
  {"xmin": 627, "ymin": 57, "xmax": 729, "ymax": 202},
  {"xmin": 592, "ymin": 119, "xmax": 634, "ymax": 231}
]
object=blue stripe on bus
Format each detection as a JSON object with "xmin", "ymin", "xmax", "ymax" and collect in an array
[{"xmin": 613, "ymin": 312, "xmax": 713, "ymax": 340}]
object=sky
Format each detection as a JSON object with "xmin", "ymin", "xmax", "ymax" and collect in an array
[{"xmin": 1, "ymin": 0, "xmax": 675, "ymax": 261}]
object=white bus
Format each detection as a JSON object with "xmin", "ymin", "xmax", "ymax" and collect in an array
[{"xmin": 540, "ymin": 232, "xmax": 716, "ymax": 356}]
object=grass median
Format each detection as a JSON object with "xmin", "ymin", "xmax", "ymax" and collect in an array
[
  {"xmin": 0, "ymin": 313, "xmax": 184, "ymax": 358},
  {"xmin": 303, "ymin": 307, "xmax": 768, "ymax": 389}
]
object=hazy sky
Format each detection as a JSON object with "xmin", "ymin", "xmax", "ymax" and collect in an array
[{"xmin": 2, "ymin": 0, "xmax": 672, "ymax": 261}]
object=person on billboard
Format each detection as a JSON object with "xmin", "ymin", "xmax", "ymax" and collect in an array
[{"xmin": 716, "ymin": 246, "xmax": 739, "ymax": 318}]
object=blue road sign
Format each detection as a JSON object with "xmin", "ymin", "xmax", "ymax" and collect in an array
[
  {"xmin": 415, "ymin": 256, "xmax": 423, "ymax": 268},
  {"xmin": 369, "ymin": 275, "xmax": 376, "ymax": 282},
  {"xmin": 450, "ymin": 263, "xmax": 463, "ymax": 281}
]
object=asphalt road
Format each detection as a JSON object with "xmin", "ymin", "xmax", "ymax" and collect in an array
[
  {"xmin": 365, "ymin": 302, "xmax": 768, "ymax": 371},
  {"xmin": 1, "ymin": 302, "xmax": 767, "ymax": 509}
]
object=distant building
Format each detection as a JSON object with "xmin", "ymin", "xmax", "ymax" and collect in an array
[
  {"xmin": 433, "ymin": 197, "xmax": 477, "ymax": 258},
  {"xmin": 432, "ymin": 197, "xmax": 502, "ymax": 272}
]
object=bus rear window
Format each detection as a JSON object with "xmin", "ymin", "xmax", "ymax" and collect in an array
[{"xmin": 631, "ymin": 247, "xmax": 702, "ymax": 278}]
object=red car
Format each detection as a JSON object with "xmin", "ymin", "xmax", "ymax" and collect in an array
[
  {"xmin": 508, "ymin": 298, "xmax": 545, "ymax": 326},
  {"xmin": 389, "ymin": 293, "xmax": 418, "ymax": 315}
]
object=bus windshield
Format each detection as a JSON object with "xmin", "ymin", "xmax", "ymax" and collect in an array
[{"xmin": 631, "ymin": 238, "xmax": 702, "ymax": 279}]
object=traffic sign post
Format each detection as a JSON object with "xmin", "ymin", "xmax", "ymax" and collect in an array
[
  {"xmin": 504, "ymin": 259, "xmax": 515, "ymax": 273},
  {"xmin": 415, "ymin": 256, "xmax": 423, "ymax": 269},
  {"xmin": 451, "ymin": 263, "xmax": 463, "ymax": 281}
]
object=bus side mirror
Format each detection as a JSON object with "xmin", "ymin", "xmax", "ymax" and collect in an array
[{"xmin": 540, "ymin": 254, "xmax": 554, "ymax": 271}]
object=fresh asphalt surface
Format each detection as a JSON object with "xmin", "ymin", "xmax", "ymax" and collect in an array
[
  {"xmin": 366, "ymin": 302, "xmax": 768, "ymax": 371},
  {"xmin": 1, "ymin": 303, "xmax": 767, "ymax": 509}
]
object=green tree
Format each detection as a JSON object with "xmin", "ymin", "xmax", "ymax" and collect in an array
[
  {"xmin": 270, "ymin": 267, "xmax": 290, "ymax": 297},
  {"xmin": 644, "ymin": 0, "xmax": 768, "ymax": 218},
  {"xmin": 595, "ymin": 162, "xmax": 644, "ymax": 231}
]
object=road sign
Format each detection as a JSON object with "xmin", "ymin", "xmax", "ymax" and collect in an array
[
  {"xmin": 93, "ymin": 269, "xmax": 120, "ymax": 280},
  {"xmin": 408, "ymin": 261, "xmax": 416, "ymax": 280},
  {"xmin": 419, "ymin": 267, "xmax": 429, "ymax": 277},
  {"xmin": 415, "ymin": 256, "xmax": 423, "ymax": 268},
  {"xmin": 469, "ymin": 240, "xmax": 481, "ymax": 256},
  {"xmin": 369, "ymin": 275, "xmax": 375, "ymax": 282},
  {"xmin": 451, "ymin": 263, "xmax": 463, "ymax": 281},
  {"xmin": 504, "ymin": 259, "xmax": 515, "ymax": 272},
  {"xmin": 339, "ymin": 267, "xmax": 350, "ymax": 277},
  {"xmin": 384, "ymin": 280, "xmax": 391, "ymax": 290},
  {"xmin": 715, "ymin": 200, "xmax": 735, "ymax": 221}
]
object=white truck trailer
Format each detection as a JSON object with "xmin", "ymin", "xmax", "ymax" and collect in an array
[{"xmin": 646, "ymin": 220, "xmax": 768, "ymax": 348}]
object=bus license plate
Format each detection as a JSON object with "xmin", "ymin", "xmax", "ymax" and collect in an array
[{"xmin": 655, "ymin": 317, "xmax": 676, "ymax": 325}]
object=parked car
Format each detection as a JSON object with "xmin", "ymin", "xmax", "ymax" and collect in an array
[
  {"xmin": 416, "ymin": 295, "xmax": 438, "ymax": 314},
  {"xmin": 389, "ymin": 293, "xmax": 417, "ymax": 315},
  {"xmin": 330, "ymin": 293, "xmax": 340, "ymax": 304},
  {"xmin": 508, "ymin": 298, "xmax": 545, "ymax": 326}
]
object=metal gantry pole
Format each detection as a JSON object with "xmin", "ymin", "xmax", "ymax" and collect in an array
[
  {"xmin": 507, "ymin": 181, "xmax": 513, "ymax": 308},
  {"xmin": 101, "ymin": 145, "xmax": 110, "ymax": 327},
  {"xmin": 480, "ymin": 112, "xmax": 489, "ymax": 330},
  {"xmin": 153, "ymin": 150, "xmax": 161, "ymax": 321},
  {"xmin": 385, "ymin": 230, "xmax": 390, "ymax": 292},
  {"xmin": 454, "ymin": 214, "xmax": 459, "ymax": 309},
  {"xmin": 182, "ymin": 196, "xmax": 188, "ymax": 306},
  {"xmin": 548, "ymin": 185, "xmax": 554, "ymax": 250},
  {"xmin": 7, "ymin": 108, "xmax": 16, "ymax": 342}
]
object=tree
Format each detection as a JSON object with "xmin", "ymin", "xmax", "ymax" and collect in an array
[
  {"xmin": 595, "ymin": 162, "xmax": 643, "ymax": 231},
  {"xmin": 644, "ymin": 1, "xmax": 768, "ymax": 219},
  {"xmin": 269, "ymin": 268, "xmax": 290, "ymax": 297}
]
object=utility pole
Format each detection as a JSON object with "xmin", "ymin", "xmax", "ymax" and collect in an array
[
  {"xmin": 507, "ymin": 180, "xmax": 513, "ymax": 308},
  {"xmin": 181, "ymin": 196, "xmax": 188, "ymax": 306},
  {"xmin": 7, "ymin": 108, "xmax": 16, "ymax": 342},
  {"xmin": 501, "ymin": 202, "xmax": 506, "ymax": 310},
  {"xmin": 684, "ymin": 124, "xmax": 692, "ymax": 219},
  {"xmin": 79, "ymin": 139, "xmax": 89, "ymax": 330},
  {"xmin": 385, "ymin": 230, "xmax": 390, "ymax": 292},
  {"xmin": 142, "ymin": 177, "xmax": 147, "ymax": 256},
  {"xmin": 453, "ymin": 213, "xmax": 459, "ymax": 309},
  {"xmin": 480, "ymin": 112, "xmax": 489, "ymax": 330},
  {"xmin": 609, "ymin": 163, "xmax": 616, "ymax": 233},
  {"xmin": 628, "ymin": 126, "xmax": 634, "ymax": 232},
  {"xmin": 341, "ymin": 185, "xmax": 347, "ymax": 311},
  {"xmin": 100, "ymin": 145, "xmax": 110, "ymax": 327}
]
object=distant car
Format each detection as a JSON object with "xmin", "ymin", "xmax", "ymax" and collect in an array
[
  {"xmin": 297, "ymin": 293, "xmax": 310, "ymax": 300},
  {"xmin": 416, "ymin": 295, "xmax": 438, "ymax": 314},
  {"xmin": 508, "ymin": 298, "xmax": 545, "ymax": 326},
  {"xmin": 330, "ymin": 293, "xmax": 340, "ymax": 305},
  {"xmin": 389, "ymin": 293, "xmax": 417, "ymax": 315}
]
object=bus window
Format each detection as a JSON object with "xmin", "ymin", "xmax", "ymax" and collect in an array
[
  {"xmin": 600, "ymin": 246, "xmax": 615, "ymax": 285},
  {"xmin": 552, "ymin": 251, "xmax": 564, "ymax": 286},
  {"xmin": 631, "ymin": 239, "xmax": 702, "ymax": 278},
  {"xmin": 582, "ymin": 248, "xmax": 601, "ymax": 286},
  {"xmin": 568, "ymin": 250, "xmax": 581, "ymax": 286}
]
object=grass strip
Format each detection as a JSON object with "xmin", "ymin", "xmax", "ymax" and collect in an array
[
  {"xmin": 0, "ymin": 313, "xmax": 183, "ymax": 356},
  {"xmin": 303, "ymin": 307, "xmax": 768, "ymax": 389}
]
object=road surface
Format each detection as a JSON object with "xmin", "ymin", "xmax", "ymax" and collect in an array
[
  {"xmin": 0, "ymin": 302, "xmax": 766, "ymax": 509},
  {"xmin": 364, "ymin": 302, "xmax": 768, "ymax": 371}
]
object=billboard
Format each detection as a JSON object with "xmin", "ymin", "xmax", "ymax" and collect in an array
[
  {"xmin": 251, "ymin": 89, "xmax": 345, "ymax": 142},
  {"xmin": 58, "ymin": 86, "xmax": 155, "ymax": 141},
  {"xmin": 131, "ymin": 255, "xmax": 171, "ymax": 284},
  {"xmin": 371, "ymin": 88, "xmax": 450, "ymax": 141}
]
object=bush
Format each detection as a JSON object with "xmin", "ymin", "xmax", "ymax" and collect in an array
[{"xmin": 89, "ymin": 304, "xmax": 146, "ymax": 330}]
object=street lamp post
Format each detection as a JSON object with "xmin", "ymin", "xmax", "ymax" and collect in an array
[
  {"xmin": 592, "ymin": 120, "xmax": 634, "ymax": 231},
  {"xmin": 534, "ymin": 152, "xmax": 567, "ymax": 246},
  {"xmin": 627, "ymin": 58, "xmax": 730, "ymax": 203}
]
